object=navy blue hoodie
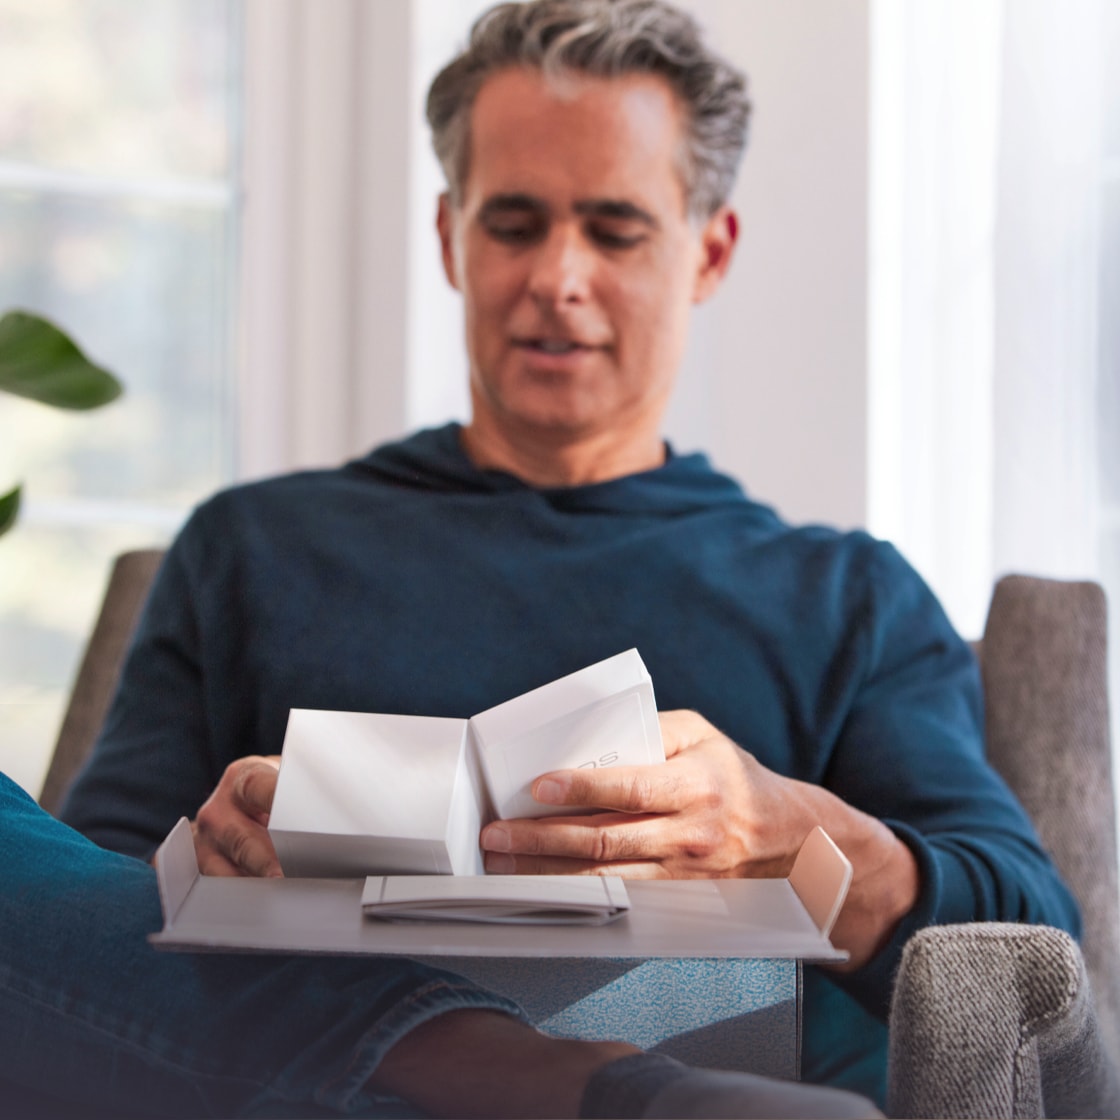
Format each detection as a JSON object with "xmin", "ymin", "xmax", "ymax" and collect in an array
[{"xmin": 63, "ymin": 423, "xmax": 1079, "ymax": 1105}]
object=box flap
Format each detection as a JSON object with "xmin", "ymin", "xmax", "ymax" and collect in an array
[
  {"xmin": 150, "ymin": 871, "xmax": 846, "ymax": 960},
  {"xmin": 471, "ymin": 650, "xmax": 664, "ymax": 820},
  {"xmin": 469, "ymin": 649, "xmax": 654, "ymax": 748},
  {"xmin": 153, "ymin": 816, "xmax": 200, "ymax": 928},
  {"xmin": 148, "ymin": 827, "xmax": 850, "ymax": 962},
  {"xmin": 788, "ymin": 826, "xmax": 852, "ymax": 936}
]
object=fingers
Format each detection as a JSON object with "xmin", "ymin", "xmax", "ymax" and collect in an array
[
  {"xmin": 485, "ymin": 850, "xmax": 669, "ymax": 878},
  {"xmin": 525, "ymin": 711, "xmax": 728, "ymax": 815},
  {"xmin": 531, "ymin": 758, "xmax": 703, "ymax": 815},
  {"xmin": 230, "ymin": 754, "xmax": 281, "ymax": 822},
  {"xmin": 192, "ymin": 755, "xmax": 283, "ymax": 877},
  {"xmin": 482, "ymin": 812, "xmax": 660, "ymax": 867},
  {"xmin": 194, "ymin": 813, "xmax": 281, "ymax": 878},
  {"xmin": 480, "ymin": 808, "xmax": 731, "ymax": 876}
]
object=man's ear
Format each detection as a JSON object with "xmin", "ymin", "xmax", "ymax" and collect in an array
[
  {"xmin": 691, "ymin": 206, "xmax": 739, "ymax": 304},
  {"xmin": 436, "ymin": 192, "xmax": 462, "ymax": 292}
]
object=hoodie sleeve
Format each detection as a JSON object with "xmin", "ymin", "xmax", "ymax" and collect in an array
[
  {"xmin": 819, "ymin": 541, "xmax": 1081, "ymax": 1019},
  {"xmin": 59, "ymin": 512, "xmax": 222, "ymax": 860}
]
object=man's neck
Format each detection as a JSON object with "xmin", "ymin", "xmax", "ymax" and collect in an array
[{"xmin": 459, "ymin": 419, "xmax": 667, "ymax": 488}]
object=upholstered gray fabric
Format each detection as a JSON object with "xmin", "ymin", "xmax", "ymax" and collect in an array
[
  {"xmin": 888, "ymin": 924, "xmax": 1120, "ymax": 1119},
  {"xmin": 889, "ymin": 575, "xmax": 1120, "ymax": 1119},
  {"xmin": 979, "ymin": 576, "xmax": 1120, "ymax": 1061},
  {"xmin": 38, "ymin": 548, "xmax": 164, "ymax": 816}
]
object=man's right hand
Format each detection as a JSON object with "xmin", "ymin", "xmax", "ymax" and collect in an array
[{"xmin": 191, "ymin": 755, "xmax": 283, "ymax": 876}]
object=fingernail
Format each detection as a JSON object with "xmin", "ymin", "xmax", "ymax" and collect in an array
[
  {"xmin": 481, "ymin": 824, "xmax": 511, "ymax": 852},
  {"xmin": 534, "ymin": 776, "xmax": 568, "ymax": 804},
  {"xmin": 486, "ymin": 852, "xmax": 515, "ymax": 874}
]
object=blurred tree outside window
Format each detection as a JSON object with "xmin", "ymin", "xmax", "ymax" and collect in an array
[{"xmin": 0, "ymin": 0, "xmax": 242, "ymax": 795}]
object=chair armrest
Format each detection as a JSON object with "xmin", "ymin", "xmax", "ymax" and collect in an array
[
  {"xmin": 38, "ymin": 548, "xmax": 165, "ymax": 815},
  {"xmin": 887, "ymin": 923, "xmax": 1120, "ymax": 1119}
]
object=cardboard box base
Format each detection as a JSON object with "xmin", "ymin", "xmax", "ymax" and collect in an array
[{"xmin": 152, "ymin": 821, "xmax": 851, "ymax": 1082}]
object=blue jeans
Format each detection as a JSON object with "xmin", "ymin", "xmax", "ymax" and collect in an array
[{"xmin": 0, "ymin": 773, "xmax": 525, "ymax": 1117}]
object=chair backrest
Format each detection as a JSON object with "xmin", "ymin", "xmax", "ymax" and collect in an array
[
  {"xmin": 38, "ymin": 548, "xmax": 166, "ymax": 816},
  {"xmin": 975, "ymin": 574, "xmax": 1120, "ymax": 1059}
]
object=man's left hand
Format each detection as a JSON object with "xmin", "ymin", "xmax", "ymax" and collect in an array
[
  {"xmin": 479, "ymin": 709, "xmax": 803, "ymax": 878},
  {"xmin": 479, "ymin": 709, "xmax": 921, "ymax": 969}
]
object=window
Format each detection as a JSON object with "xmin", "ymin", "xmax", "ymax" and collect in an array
[{"xmin": 0, "ymin": 0, "xmax": 242, "ymax": 794}]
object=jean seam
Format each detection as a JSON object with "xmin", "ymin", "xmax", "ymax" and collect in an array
[{"xmin": 310, "ymin": 975, "xmax": 529, "ymax": 1113}]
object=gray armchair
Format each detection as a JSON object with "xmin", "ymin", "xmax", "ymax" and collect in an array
[
  {"xmin": 39, "ymin": 558, "xmax": 1120, "ymax": 1117},
  {"xmin": 38, "ymin": 548, "xmax": 164, "ymax": 816},
  {"xmin": 888, "ymin": 576, "xmax": 1120, "ymax": 1118}
]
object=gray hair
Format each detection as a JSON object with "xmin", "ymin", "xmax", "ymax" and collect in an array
[{"xmin": 425, "ymin": 0, "xmax": 751, "ymax": 220}]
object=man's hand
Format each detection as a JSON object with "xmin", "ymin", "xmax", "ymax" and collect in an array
[
  {"xmin": 191, "ymin": 755, "xmax": 283, "ymax": 877},
  {"xmin": 480, "ymin": 710, "xmax": 798, "ymax": 879},
  {"xmin": 480, "ymin": 710, "xmax": 921, "ymax": 968}
]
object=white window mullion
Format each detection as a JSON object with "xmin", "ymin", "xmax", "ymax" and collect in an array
[
  {"xmin": 0, "ymin": 160, "xmax": 233, "ymax": 207},
  {"xmin": 239, "ymin": 0, "xmax": 414, "ymax": 483}
]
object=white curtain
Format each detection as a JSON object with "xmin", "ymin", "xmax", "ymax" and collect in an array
[
  {"xmin": 869, "ymin": 0, "xmax": 1106, "ymax": 640},
  {"xmin": 868, "ymin": 0, "xmax": 1001, "ymax": 638},
  {"xmin": 992, "ymin": 0, "xmax": 1103, "ymax": 585}
]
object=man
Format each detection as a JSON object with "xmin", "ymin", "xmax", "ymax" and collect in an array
[{"xmin": 60, "ymin": 0, "xmax": 1078, "ymax": 1110}]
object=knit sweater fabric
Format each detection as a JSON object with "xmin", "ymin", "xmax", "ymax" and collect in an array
[{"xmin": 62, "ymin": 423, "xmax": 1080, "ymax": 1105}]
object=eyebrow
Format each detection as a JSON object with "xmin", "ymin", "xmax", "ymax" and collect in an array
[
  {"xmin": 478, "ymin": 193, "xmax": 660, "ymax": 229},
  {"xmin": 478, "ymin": 194, "xmax": 547, "ymax": 220}
]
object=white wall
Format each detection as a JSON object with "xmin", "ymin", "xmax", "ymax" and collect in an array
[
  {"xmin": 242, "ymin": 0, "xmax": 873, "ymax": 533},
  {"xmin": 670, "ymin": 0, "xmax": 870, "ymax": 529},
  {"xmin": 240, "ymin": 0, "xmax": 414, "ymax": 479}
]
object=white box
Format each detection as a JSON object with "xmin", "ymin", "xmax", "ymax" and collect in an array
[
  {"xmin": 269, "ymin": 649, "xmax": 663, "ymax": 877},
  {"xmin": 472, "ymin": 648, "xmax": 662, "ymax": 820},
  {"xmin": 270, "ymin": 712, "xmax": 488, "ymax": 876}
]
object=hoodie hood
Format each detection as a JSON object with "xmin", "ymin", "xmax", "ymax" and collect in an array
[{"xmin": 347, "ymin": 422, "xmax": 776, "ymax": 520}]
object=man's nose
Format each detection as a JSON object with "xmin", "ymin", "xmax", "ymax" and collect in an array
[{"xmin": 526, "ymin": 227, "xmax": 593, "ymax": 306}]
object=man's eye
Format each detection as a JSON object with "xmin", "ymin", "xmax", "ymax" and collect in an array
[
  {"xmin": 484, "ymin": 220, "xmax": 543, "ymax": 245},
  {"xmin": 589, "ymin": 225, "xmax": 646, "ymax": 250}
]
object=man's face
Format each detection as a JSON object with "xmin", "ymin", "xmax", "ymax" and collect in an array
[{"xmin": 438, "ymin": 66, "xmax": 736, "ymax": 456}]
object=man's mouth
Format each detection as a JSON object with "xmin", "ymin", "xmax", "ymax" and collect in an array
[{"xmin": 517, "ymin": 338, "xmax": 594, "ymax": 355}]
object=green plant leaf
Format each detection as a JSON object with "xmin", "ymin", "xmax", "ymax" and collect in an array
[
  {"xmin": 0, "ymin": 310, "xmax": 122, "ymax": 410},
  {"xmin": 0, "ymin": 485, "xmax": 20, "ymax": 536}
]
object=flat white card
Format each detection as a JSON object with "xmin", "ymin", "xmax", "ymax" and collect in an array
[{"xmin": 361, "ymin": 874, "xmax": 631, "ymax": 925}]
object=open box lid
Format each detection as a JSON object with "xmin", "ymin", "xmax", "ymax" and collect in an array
[{"xmin": 150, "ymin": 823, "xmax": 851, "ymax": 962}]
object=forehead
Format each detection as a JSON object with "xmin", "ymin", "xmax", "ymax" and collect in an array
[{"xmin": 463, "ymin": 67, "xmax": 689, "ymax": 213}]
